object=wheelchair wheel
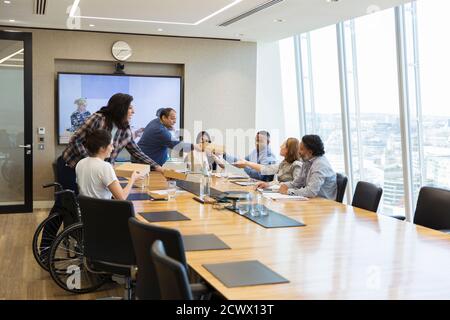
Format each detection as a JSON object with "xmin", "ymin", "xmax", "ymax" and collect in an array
[
  {"xmin": 32, "ymin": 213, "xmax": 63, "ymax": 271},
  {"xmin": 48, "ymin": 223, "xmax": 108, "ymax": 294}
]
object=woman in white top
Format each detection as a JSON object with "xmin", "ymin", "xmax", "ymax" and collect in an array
[
  {"xmin": 233, "ymin": 137, "xmax": 302, "ymax": 189},
  {"xmin": 76, "ymin": 129, "xmax": 145, "ymax": 200}
]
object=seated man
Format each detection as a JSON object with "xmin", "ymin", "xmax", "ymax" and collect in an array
[
  {"xmin": 75, "ymin": 129, "xmax": 145, "ymax": 200},
  {"xmin": 137, "ymin": 108, "xmax": 195, "ymax": 166},
  {"xmin": 279, "ymin": 135, "xmax": 336, "ymax": 199},
  {"xmin": 224, "ymin": 130, "xmax": 277, "ymax": 181}
]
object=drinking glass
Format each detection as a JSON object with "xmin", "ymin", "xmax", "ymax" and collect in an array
[{"xmin": 167, "ymin": 180, "xmax": 177, "ymax": 200}]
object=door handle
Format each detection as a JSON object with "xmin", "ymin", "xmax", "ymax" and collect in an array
[{"xmin": 18, "ymin": 144, "xmax": 32, "ymax": 149}]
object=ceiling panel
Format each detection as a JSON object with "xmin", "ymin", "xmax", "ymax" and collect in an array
[{"xmin": 0, "ymin": 0, "xmax": 413, "ymax": 41}]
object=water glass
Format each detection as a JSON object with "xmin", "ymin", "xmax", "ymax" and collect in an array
[
  {"xmin": 167, "ymin": 180, "xmax": 177, "ymax": 200},
  {"xmin": 140, "ymin": 173, "xmax": 149, "ymax": 192}
]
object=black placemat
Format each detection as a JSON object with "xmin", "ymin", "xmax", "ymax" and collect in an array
[
  {"xmin": 203, "ymin": 260, "xmax": 289, "ymax": 288},
  {"xmin": 228, "ymin": 204, "xmax": 305, "ymax": 228},
  {"xmin": 183, "ymin": 234, "xmax": 230, "ymax": 251},
  {"xmin": 127, "ymin": 193, "xmax": 152, "ymax": 201},
  {"xmin": 120, "ymin": 182, "xmax": 138, "ymax": 188},
  {"xmin": 139, "ymin": 211, "xmax": 191, "ymax": 222}
]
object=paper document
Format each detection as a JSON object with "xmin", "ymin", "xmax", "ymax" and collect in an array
[
  {"xmin": 233, "ymin": 181, "xmax": 257, "ymax": 186},
  {"xmin": 263, "ymin": 193, "xmax": 309, "ymax": 201}
]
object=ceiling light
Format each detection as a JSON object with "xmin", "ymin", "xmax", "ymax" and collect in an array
[
  {"xmin": 273, "ymin": 18, "xmax": 285, "ymax": 23},
  {"xmin": 157, "ymin": 28, "xmax": 163, "ymax": 32},
  {"xmin": 89, "ymin": 24, "xmax": 95, "ymax": 27},
  {"xmin": 4, "ymin": 1, "xmax": 12, "ymax": 4},
  {"xmin": 8, "ymin": 19, "xmax": 15, "ymax": 22},
  {"xmin": 326, "ymin": 0, "xmax": 339, "ymax": 2},
  {"xmin": 235, "ymin": 33, "xmax": 244, "ymax": 37},
  {"xmin": 69, "ymin": 0, "xmax": 242, "ymax": 26}
]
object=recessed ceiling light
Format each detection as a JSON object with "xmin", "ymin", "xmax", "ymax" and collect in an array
[
  {"xmin": 273, "ymin": 18, "xmax": 285, "ymax": 23},
  {"xmin": 157, "ymin": 28, "xmax": 163, "ymax": 32},
  {"xmin": 4, "ymin": 1, "xmax": 11, "ymax": 4},
  {"xmin": 326, "ymin": 0, "xmax": 339, "ymax": 2},
  {"xmin": 89, "ymin": 24, "xmax": 95, "ymax": 27},
  {"xmin": 69, "ymin": 0, "xmax": 242, "ymax": 26},
  {"xmin": 9, "ymin": 19, "xmax": 15, "ymax": 22}
]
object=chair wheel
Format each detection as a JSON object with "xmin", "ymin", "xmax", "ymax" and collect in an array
[
  {"xmin": 32, "ymin": 213, "xmax": 63, "ymax": 271},
  {"xmin": 48, "ymin": 223, "xmax": 108, "ymax": 294}
]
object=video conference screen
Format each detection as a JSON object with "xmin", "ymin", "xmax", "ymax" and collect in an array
[{"xmin": 57, "ymin": 73, "xmax": 182, "ymax": 144}]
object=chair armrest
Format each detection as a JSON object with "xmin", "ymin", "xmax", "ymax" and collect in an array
[{"xmin": 190, "ymin": 283, "xmax": 210, "ymax": 296}]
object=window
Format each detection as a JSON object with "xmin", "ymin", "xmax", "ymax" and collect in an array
[
  {"xmin": 298, "ymin": 25, "xmax": 345, "ymax": 174},
  {"xmin": 256, "ymin": 0, "xmax": 450, "ymax": 220},
  {"xmin": 404, "ymin": 0, "xmax": 450, "ymax": 205},
  {"xmin": 341, "ymin": 9, "xmax": 405, "ymax": 216}
]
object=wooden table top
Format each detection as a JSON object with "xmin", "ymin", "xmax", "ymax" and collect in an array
[{"xmin": 132, "ymin": 173, "xmax": 450, "ymax": 300}]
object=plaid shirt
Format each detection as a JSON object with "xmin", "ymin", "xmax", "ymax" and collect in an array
[{"xmin": 62, "ymin": 113, "xmax": 159, "ymax": 168}]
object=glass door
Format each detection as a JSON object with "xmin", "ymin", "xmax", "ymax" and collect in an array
[{"xmin": 0, "ymin": 31, "xmax": 32, "ymax": 213}]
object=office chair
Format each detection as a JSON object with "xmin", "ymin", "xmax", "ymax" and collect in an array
[
  {"xmin": 414, "ymin": 186, "xmax": 450, "ymax": 233},
  {"xmin": 335, "ymin": 173, "xmax": 348, "ymax": 203},
  {"xmin": 78, "ymin": 196, "xmax": 137, "ymax": 299},
  {"xmin": 128, "ymin": 217, "xmax": 209, "ymax": 300},
  {"xmin": 151, "ymin": 240, "xmax": 193, "ymax": 300},
  {"xmin": 351, "ymin": 181, "xmax": 383, "ymax": 213}
]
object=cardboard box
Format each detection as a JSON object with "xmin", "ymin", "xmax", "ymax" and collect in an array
[
  {"xmin": 163, "ymin": 169, "xmax": 188, "ymax": 181},
  {"xmin": 114, "ymin": 162, "xmax": 150, "ymax": 178}
]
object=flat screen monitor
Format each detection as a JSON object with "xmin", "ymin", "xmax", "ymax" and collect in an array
[{"xmin": 57, "ymin": 72, "xmax": 182, "ymax": 144}]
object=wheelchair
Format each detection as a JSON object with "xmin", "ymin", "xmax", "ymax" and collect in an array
[
  {"xmin": 47, "ymin": 221, "xmax": 109, "ymax": 294},
  {"xmin": 32, "ymin": 182, "xmax": 81, "ymax": 271},
  {"xmin": 32, "ymin": 183, "xmax": 108, "ymax": 294}
]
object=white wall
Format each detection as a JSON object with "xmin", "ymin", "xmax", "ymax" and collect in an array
[{"xmin": 255, "ymin": 41, "xmax": 285, "ymax": 154}]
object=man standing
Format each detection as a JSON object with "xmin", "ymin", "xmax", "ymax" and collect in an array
[{"xmin": 137, "ymin": 108, "xmax": 193, "ymax": 166}]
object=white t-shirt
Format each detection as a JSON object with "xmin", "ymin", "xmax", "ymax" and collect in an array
[{"xmin": 75, "ymin": 157, "xmax": 118, "ymax": 199}]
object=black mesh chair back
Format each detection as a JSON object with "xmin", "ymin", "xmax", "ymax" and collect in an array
[
  {"xmin": 151, "ymin": 240, "xmax": 193, "ymax": 300},
  {"xmin": 336, "ymin": 173, "xmax": 348, "ymax": 203},
  {"xmin": 78, "ymin": 195, "xmax": 136, "ymax": 275},
  {"xmin": 414, "ymin": 187, "xmax": 450, "ymax": 231},
  {"xmin": 351, "ymin": 181, "xmax": 383, "ymax": 213},
  {"xmin": 128, "ymin": 217, "xmax": 187, "ymax": 300}
]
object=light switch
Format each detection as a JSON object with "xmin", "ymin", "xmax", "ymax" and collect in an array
[
  {"xmin": 38, "ymin": 144, "xmax": 45, "ymax": 150},
  {"xmin": 38, "ymin": 127, "xmax": 45, "ymax": 135}
]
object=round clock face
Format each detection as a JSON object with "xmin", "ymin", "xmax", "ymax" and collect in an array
[{"xmin": 111, "ymin": 41, "xmax": 132, "ymax": 61}]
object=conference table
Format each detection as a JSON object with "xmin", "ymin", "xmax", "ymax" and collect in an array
[{"xmin": 131, "ymin": 172, "xmax": 450, "ymax": 300}]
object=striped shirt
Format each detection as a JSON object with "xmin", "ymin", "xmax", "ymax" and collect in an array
[{"xmin": 62, "ymin": 112, "xmax": 159, "ymax": 169}]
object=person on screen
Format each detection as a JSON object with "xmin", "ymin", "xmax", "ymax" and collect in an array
[
  {"xmin": 278, "ymin": 135, "xmax": 337, "ymax": 199},
  {"xmin": 76, "ymin": 129, "xmax": 145, "ymax": 200},
  {"xmin": 233, "ymin": 137, "xmax": 302, "ymax": 188},
  {"xmin": 137, "ymin": 108, "xmax": 196, "ymax": 166},
  {"xmin": 58, "ymin": 93, "xmax": 164, "ymax": 193},
  {"xmin": 70, "ymin": 98, "xmax": 91, "ymax": 132},
  {"xmin": 224, "ymin": 131, "xmax": 277, "ymax": 181}
]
